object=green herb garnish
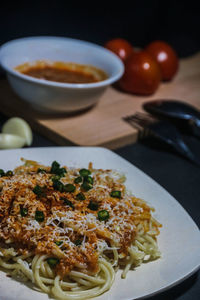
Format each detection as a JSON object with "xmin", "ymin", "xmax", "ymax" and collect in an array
[
  {"xmin": 50, "ymin": 161, "xmax": 67, "ymax": 177},
  {"xmin": 53, "ymin": 180, "xmax": 64, "ymax": 192},
  {"xmin": 51, "ymin": 175, "xmax": 61, "ymax": 181},
  {"xmin": 63, "ymin": 184, "xmax": 76, "ymax": 193},
  {"xmin": 0, "ymin": 169, "xmax": 5, "ymax": 177},
  {"xmin": 110, "ymin": 190, "xmax": 121, "ymax": 199},
  {"xmin": 81, "ymin": 182, "xmax": 93, "ymax": 191},
  {"xmin": 37, "ymin": 168, "xmax": 47, "ymax": 174},
  {"xmin": 75, "ymin": 192, "xmax": 86, "ymax": 201},
  {"xmin": 79, "ymin": 169, "xmax": 91, "ymax": 178},
  {"xmin": 74, "ymin": 239, "xmax": 82, "ymax": 246},
  {"xmin": 20, "ymin": 206, "xmax": 28, "ymax": 217},
  {"xmin": 55, "ymin": 241, "xmax": 63, "ymax": 246},
  {"xmin": 88, "ymin": 201, "xmax": 98, "ymax": 211},
  {"xmin": 61, "ymin": 197, "xmax": 75, "ymax": 209},
  {"xmin": 74, "ymin": 176, "xmax": 82, "ymax": 184},
  {"xmin": 98, "ymin": 210, "xmax": 109, "ymax": 221},
  {"xmin": 33, "ymin": 185, "xmax": 46, "ymax": 197},
  {"xmin": 46, "ymin": 257, "xmax": 60, "ymax": 267},
  {"xmin": 35, "ymin": 210, "xmax": 45, "ymax": 222},
  {"xmin": 56, "ymin": 167, "xmax": 67, "ymax": 177},
  {"xmin": 5, "ymin": 170, "xmax": 13, "ymax": 176},
  {"xmin": 50, "ymin": 161, "xmax": 60, "ymax": 173},
  {"xmin": 84, "ymin": 176, "xmax": 93, "ymax": 185}
]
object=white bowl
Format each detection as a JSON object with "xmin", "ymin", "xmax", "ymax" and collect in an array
[{"xmin": 0, "ymin": 36, "xmax": 124, "ymax": 113}]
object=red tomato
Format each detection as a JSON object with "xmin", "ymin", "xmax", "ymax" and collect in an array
[
  {"xmin": 119, "ymin": 51, "xmax": 161, "ymax": 95},
  {"xmin": 104, "ymin": 38, "xmax": 133, "ymax": 62},
  {"xmin": 145, "ymin": 41, "xmax": 179, "ymax": 81}
]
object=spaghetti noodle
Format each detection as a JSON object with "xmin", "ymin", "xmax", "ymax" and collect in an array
[{"xmin": 0, "ymin": 159, "xmax": 162, "ymax": 299}]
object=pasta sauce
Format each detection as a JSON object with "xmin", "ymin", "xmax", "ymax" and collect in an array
[{"xmin": 15, "ymin": 61, "xmax": 108, "ymax": 84}]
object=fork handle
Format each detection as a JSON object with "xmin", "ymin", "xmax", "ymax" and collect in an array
[
  {"xmin": 173, "ymin": 139, "xmax": 200, "ymax": 166},
  {"xmin": 190, "ymin": 119, "xmax": 200, "ymax": 138}
]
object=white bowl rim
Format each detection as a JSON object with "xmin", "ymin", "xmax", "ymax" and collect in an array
[{"xmin": 0, "ymin": 36, "xmax": 124, "ymax": 89}]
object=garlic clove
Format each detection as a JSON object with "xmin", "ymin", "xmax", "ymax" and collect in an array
[
  {"xmin": 0, "ymin": 134, "xmax": 26, "ymax": 149},
  {"xmin": 2, "ymin": 117, "xmax": 33, "ymax": 146}
]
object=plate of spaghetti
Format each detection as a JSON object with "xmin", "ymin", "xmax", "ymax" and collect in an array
[{"xmin": 0, "ymin": 147, "xmax": 199, "ymax": 300}]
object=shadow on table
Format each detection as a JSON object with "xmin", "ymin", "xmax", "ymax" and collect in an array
[
  {"xmin": 147, "ymin": 271, "xmax": 199, "ymax": 300},
  {"xmin": 139, "ymin": 135, "xmax": 200, "ymax": 167}
]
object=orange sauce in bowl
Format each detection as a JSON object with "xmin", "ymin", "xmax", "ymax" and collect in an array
[{"xmin": 15, "ymin": 61, "xmax": 108, "ymax": 84}]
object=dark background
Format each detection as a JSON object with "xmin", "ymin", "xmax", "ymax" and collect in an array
[{"xmin": 1, "ymin": 0, "xmax": 200, "ymax": 57}]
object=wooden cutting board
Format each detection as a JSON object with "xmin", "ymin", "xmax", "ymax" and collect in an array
[{"xmin": 0, "ymin": 53, "xmax": 200, "ymax": 149}]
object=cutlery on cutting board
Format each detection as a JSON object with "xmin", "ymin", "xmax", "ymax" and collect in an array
[{"xmin": 143, "ymin": 99, "xmax": 200, "ymax": 138}]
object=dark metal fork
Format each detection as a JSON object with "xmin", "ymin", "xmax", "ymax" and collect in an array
[{"xmin": 123, "ymin": 112, "xmax": 200, "ymax": 166}]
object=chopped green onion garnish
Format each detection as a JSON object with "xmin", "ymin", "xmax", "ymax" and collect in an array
[
  {"xmin": 35, "ymin": 210, "xmax": 45, "ymax": 222},
  {"xmin": 74, "ymin": 176, "xmax": 82, "ymax": 184},
  {"xmin": 88, "ymin": 201, "xmax": 99, "ymax": 211},
  {"xmin": 61, "ymin": 197, "xmax": 74, "ymax": 209},
  {"xmin": 63, "ymin": 184, "xmax": 76, "ymax": 193},
  {"xmin": 74, "ymin": 239, "xmax": 82, "ymax": 246},
  {"xmin": 33, "ymin": 185, "xmax": 46, "ymax": 197},
  {"xmin": 33, "ymin": 185, "xmax": 42, "ymax": 195},
  {"xmin": 50, "ymin": 161, "xmax": 67, "ymax": 177},
  {"xmin": 5, "ymin": 170, "xmax": 13, "ymax": 177},
  {"xmin": 98, "ymin": 210, "xmax": 109, "ymax": 221},
  {"xmin": 56, "ymin": 167, "xmax": 67, "ymax": 177},
  {"xmin": 51, "ymin": 175, "xmax": 61, "ymax": 181},
  {"xmin": 47, "ymin": 257, "xmax": 60, "ymax": 267},
  {"xmin": 81, "ymin": 182, "xmax": 93, "ymax": 191},
  {"xmin": 84, "ymin": 176, "xmax": 93, "ymax": 185},
  {"xmin": 53, "ymin": 180, "xmax": 64, "ymax": 192},
  {"xmin": 55, "ymin": 241, "xmax": 63, "ymax": 246},
  {"xmin": 0, "ymin": 169, "xmax": 5, "ymax": 177},
  {"xmin": 110, "ymin": 190, "xmax": 121, "ymax": 199},
  {"xmin": 79, "ymin": 169, "xmax": 91, "ymax": 177},
  {"xmin": 50, "ymin": 161, "xmax": 60, "ymax": 173},
  {"xmin": 37, "ymin": 168, "xmax": 46, "ymax": 174},
  {"xmin": 76, "ymin": 192, "xmax": 86, "ymax": 201},
  {"xmin": 20, "ymin": 206, "xmax": 28, "ymax": 217}
]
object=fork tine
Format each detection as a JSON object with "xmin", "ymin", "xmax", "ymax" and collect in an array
[
  {"xmin": 123, "ymin": 115, "xmax": 148, "ymax": 140},
  {"xmin": 123, "ymin": 112, "xmax": 159, "ymax": 140},
  {"xmin": 131, "ymin": 113, "xmax": 156, "ymax": 127},
  {"xmin": 134, "ymin": 112, "xmax": 156, "ymax": 122},
  {"xmin": 123, "ymin": 117, "xmax": 140, "ymax": 139}
]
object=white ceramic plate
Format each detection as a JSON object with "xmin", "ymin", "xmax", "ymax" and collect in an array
[{"xmin": 0, "ymin": 147, "xmax": 199, "ymax": 300}]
